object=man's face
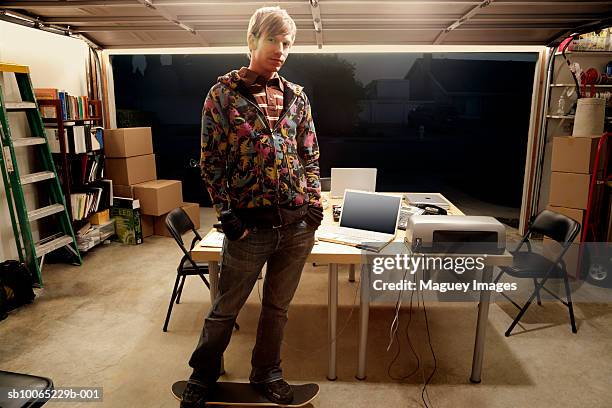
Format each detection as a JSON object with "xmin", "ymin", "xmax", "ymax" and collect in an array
[{"xmin": 249, "ymin": 32, "xmax": 293, "ymax": 77}]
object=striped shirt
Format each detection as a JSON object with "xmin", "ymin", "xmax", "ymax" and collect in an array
[{"xmin": 238, "ymin": 67, "xmax": 284, "ymax": 129}]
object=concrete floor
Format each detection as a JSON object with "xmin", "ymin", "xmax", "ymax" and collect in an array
[{"xmin": 1, "ymin": 207, "xmax": 611, "ymax": 408}]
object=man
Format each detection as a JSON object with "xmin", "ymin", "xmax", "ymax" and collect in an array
[{"xmin": 181, "ymin": 6, "xmax": 323, "ymax": 408}]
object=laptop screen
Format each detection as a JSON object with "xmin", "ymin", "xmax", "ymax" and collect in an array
[{"xmin": 340, "ymin": 191, "xmax": 401, "ymax": 235}]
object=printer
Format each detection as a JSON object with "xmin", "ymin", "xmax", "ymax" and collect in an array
[{"xmin": 405, "ymin": 215, "xmax": 506, "ymax": 254}]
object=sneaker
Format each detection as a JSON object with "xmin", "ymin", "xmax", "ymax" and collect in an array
[
  {"xmin": 252, "ymin": 379, "xmax": 294, "ymax": 404},
  {"xmin": 180, "ymin": 380, "xmax": 209, "ymax": 408}
]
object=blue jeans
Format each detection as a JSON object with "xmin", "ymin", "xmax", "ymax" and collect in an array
[{"xmin": 188, "ymin": 220, "xmax": 315, "ymax": 385}]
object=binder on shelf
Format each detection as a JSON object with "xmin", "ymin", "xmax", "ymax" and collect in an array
[{"xmin": 44, "ymin": 127, "xmax": 67, "ymax": 154}]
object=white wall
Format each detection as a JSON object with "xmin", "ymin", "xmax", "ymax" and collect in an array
[{"xmin": 0, "ymin": 21, "xmax": 89, "ymax": 261}]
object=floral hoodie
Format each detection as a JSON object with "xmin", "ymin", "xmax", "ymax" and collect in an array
[{"xmin": 200, "ymin": 69, "xmax": 321, "ymax": 214}]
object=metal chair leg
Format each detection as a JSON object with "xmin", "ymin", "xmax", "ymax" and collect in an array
[
  {"xmin": 563, "ymin": 272, "xmax": 578, "ymax": 333},
  {"xmin": 505, "ymin": 278, "xmax": 547, "ymax": 336},
  {"xmin": 176, "ymin": 275, "xmax": 186, "ymax": 304},
  {"xmin": 533, "ymin": 278, "xmax": 542, "ymax": 306},
  {"xmin": 163, "ymin": 275, "xmax": 181, "ymax": 332},
  {"xmin": 493, "ymin": 269, "xmax": 505, "ymax": 284}
]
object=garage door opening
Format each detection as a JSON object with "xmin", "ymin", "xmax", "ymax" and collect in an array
[{"xmin": 111, "ymin": 51, "xmax": 538, "ymax": 225}]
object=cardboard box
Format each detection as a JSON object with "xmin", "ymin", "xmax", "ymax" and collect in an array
[
  {"xmin": 154, "ymin": 214, "xmax": 172, "ymax": 237},
  {"xmin": 89, "ymin": 209, "xmax": 110, "ymax": 225},
  {"xmin": 104, "ymin": 127, "xmax": 154, "ymax": 158},
  {"xmin": 154, "ymin": 203, "xmax": 200, "ymax": 237},
  {"xmin": 113, "ymin": 184, "xmax": 134, "ymax": 198},
  {"xmin": 549, "ymin": 172, "xmax": 591, "ymax": 210},
  {"xmin": 110, "ymin": 197, "xmax": 143, "ymax": 245},
  {"xmin": 543, "ymin": 237, "xmax": 582, "ymax": 279},
  {"xmin": 547, "ymin": 206, "xmax": 585, "ymax": 242},
  {"xmin": 105, "ymin": 154, "xmax": 156, "ymax": 186},
  {"xmin": 141, "ymin": 215, "xmax": 154, "ymax": 238},
  {"xmin": 181, "ymin": 202, "xmax": 200, "ymax": 230},
  {"xmin": 551, "ymin": 135, "xmax": 602, "ymax": 174},
  {"xmin": 133, "ymin": 179, "xmax": 183, "ymax": 216}
]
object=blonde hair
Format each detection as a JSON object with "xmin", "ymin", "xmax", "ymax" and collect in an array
[{"xmin": 247, "ymin": 6, "xmax": 297, "ymax": 59}]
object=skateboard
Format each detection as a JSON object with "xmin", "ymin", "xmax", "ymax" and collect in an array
[{"xmin": 171, "ymin": 381, "xmax": 319, "ymax": 407}]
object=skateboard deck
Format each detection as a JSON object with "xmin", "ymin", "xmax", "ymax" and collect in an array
[{"xmin": 171, "ymin": 381, "xmax": 319, "ymax": 407}]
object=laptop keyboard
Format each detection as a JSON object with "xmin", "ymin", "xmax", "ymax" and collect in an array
[{"xmin": 320, "ymin": 227, "xmax": 389, "ymax": 243}]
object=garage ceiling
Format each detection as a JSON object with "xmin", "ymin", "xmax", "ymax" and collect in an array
[{"xmin": 1, "ymin": 0, "xmax": 611, "ymax": 49}]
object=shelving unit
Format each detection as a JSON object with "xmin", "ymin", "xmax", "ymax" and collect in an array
[
  {"xmin": 534, "ymin": 40, "xmax": 612, "ymax": 276},
  {"xmin": 37, "ymin": 98, "xmax": 113, "ymax": 252},
  {"xmin": 550, "ymin": 84, "xmax": 612, "ymax": 88}
]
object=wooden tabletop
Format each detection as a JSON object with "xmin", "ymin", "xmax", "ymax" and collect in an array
[{"xmin": 192, "ymin": 192, "xmax": 481, "ymax": 264}]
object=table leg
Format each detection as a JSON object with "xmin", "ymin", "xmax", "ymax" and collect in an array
[
  {"xmin": 207, "ymin": 261, "xmax": 224, "ymax": 374},
  {"xmin": 471, "ymin": 265, "xmax": 493, "ymax": 383},
  {"xmin": 328, "ymin": 263, "xmax": 338, "ymax": 381},
  {"xmin": 349, "ymin": 264, "xmax": 356, "ymax": 282},
  {"xmin": 357, "ymin": 263, "xmax": 369, "ymax": 380}
]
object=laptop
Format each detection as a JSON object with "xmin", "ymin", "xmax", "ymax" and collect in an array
[
  {"xmin": 330, "ymin": 168, "xmax": 377, "ymax": 198},
  {"xmin": 317, "ymin": 190, "xmax": 402, "ymax": 251},
  {"xmin": 403, "ymin": 192, "xmax": 450, "ymax": 210}
]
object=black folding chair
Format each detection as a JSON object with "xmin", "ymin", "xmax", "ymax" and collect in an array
[
  {"xmin": 163, "ymin": 207, "xmax": 239, "ymax": 332},
  {"xmin": 0, "ymin": 370, "xmax": 53, "ymax": 407},
  {"xmin": 494, "ymin": 209, "xmax": 581, "ymax": 337}
]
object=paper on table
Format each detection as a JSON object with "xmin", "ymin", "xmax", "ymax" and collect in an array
[{"xmin": 199, "ymin": 230, "xmax": 225, "ymax": 248}]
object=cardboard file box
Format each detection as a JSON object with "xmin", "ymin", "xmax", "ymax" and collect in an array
[
  {"xmin": 104, "ymin": 127, "xmax": 154, "ymax": 158},
  {"xmin": 551, "ymin": 135, "xmax": 602, "ymax": 174},
  {"xmin": 89, "ymin": 209, "xmax": 110, "ymax": 225},
  {"xmin": 105, "ymin": 154, "xmax": 156, "ymax": 186},
  {"xmin": 181, "ymin": 202, "xmax": 200, "ymax": 230},
  {"xmin": 113, "ymin": 184, "xmax": 135, "ymax": 199},
  {"xmin": 548, "ymin": 172, "xmax": 591, "ymax": 210},
  {"xmin": 141, "ymin": 215, "xmax": 154, "ymax": 238},
  {"xmin": 543, "ymin": 237, "xmax": 582, "ymax": 279},
  {"xmin": 547, "ymin": 206, "xmax": 585, "ymax": 242},
  {"xmin": 133, "ymin": 179, "xmax": 183, "ymax": 216}
]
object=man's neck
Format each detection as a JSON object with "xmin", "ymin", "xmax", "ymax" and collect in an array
[{"xmin": 247, "ymin": 65, "xmax": 276, "ymax": 80}]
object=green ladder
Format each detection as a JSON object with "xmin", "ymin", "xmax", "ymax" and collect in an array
[{"xmin": 0, "ymin": 63, "xmax": 81, "ymax": 286}]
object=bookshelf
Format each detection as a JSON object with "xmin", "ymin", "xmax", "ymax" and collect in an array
[{"xmin": 37, "ymin": 97, "xmax": 113, "ymax": 251}]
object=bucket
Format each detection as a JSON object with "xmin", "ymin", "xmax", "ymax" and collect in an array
[{"xmin": 573, "ymin": 98, "xmax": 605, "ymax": 137}]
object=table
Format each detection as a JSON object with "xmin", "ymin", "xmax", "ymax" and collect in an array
[{"xmin": 191, "ymin": 193, "xmax": 512, "ymax": 383}]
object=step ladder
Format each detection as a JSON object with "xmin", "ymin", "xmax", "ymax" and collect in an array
[{"xmin": 0, "ymin": 63, "xmax": 81, "ymax": 286}]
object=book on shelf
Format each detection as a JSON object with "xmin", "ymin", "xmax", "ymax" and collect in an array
[
  {"xmin": 35, "ymin": 88, "xmax": 97, "ymax": 121},
  {"xmin": 44, "ymin": 127, "xmax": 67, "ymax": 154},
  {"xmin": 63, "ymin": 153, "xmax": 104, "ymax": 187},
  {"xmin": 69, "ymin": 180, "xmax": 112, "ymax": 221},
  {"xmin": 67, "ymin": 126, "xmax": 88, "ymax": 154},
  {"xmin": 34, "ymin": 88, "xmax": 58, "ymax": 100},
  {"xmin": 47, "ymin": 125, "xmax": 102, "ymax": 154}
]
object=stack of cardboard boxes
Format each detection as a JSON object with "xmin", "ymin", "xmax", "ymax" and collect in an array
[
  {"xmin": 104, "ymin": 127, "xmax": 200, "ymax": 241},
  {"xmin": 545, "ymin": 135, "xmax": 602, "ymax": 276}
]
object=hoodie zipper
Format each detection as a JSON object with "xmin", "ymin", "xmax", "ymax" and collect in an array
[{"xmin": 219, "ymin": 82, "xmax": 299, "ymax": 205}]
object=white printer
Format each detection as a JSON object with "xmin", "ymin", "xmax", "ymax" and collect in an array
[{"xmin": 405, "ymin": 215, "xmax": 506, "ymax": 254}]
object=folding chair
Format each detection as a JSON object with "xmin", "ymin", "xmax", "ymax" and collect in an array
[
  {"xmin": 494, "ymin": 209, "xmax": 580, "ymax": 337},
  {"xmin": 0, "ymin": 370, "xmax": 53, "ymax": 407},
  {"xmin": 163, "ymin": 207, "xmax": 239, "ymax": 332}
]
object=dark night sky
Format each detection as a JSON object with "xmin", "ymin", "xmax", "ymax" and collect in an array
[{"xmin": 111, "ymin": 52, "xmax": 537, "ymax": 208}]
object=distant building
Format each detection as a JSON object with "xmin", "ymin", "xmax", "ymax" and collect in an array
[
  {"xmin": 404, "ymin": 55, "xmax": 536, "ymax": 120},
  {"xmin": 359, "ymin": 79, "xmax": 420, "ymax": 124}
]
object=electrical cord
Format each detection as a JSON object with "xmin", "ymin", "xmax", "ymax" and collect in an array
[
  {"xmin": 387, "ymin": 271, "xmax": 420, "ymax": 382},
  {"xmin": 386, "ymin": 267, "xmax": 409, "ymax": 352},
  {"xmin": 420, "ymin": 268, "xmax": 437, "ymax": 408}
]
